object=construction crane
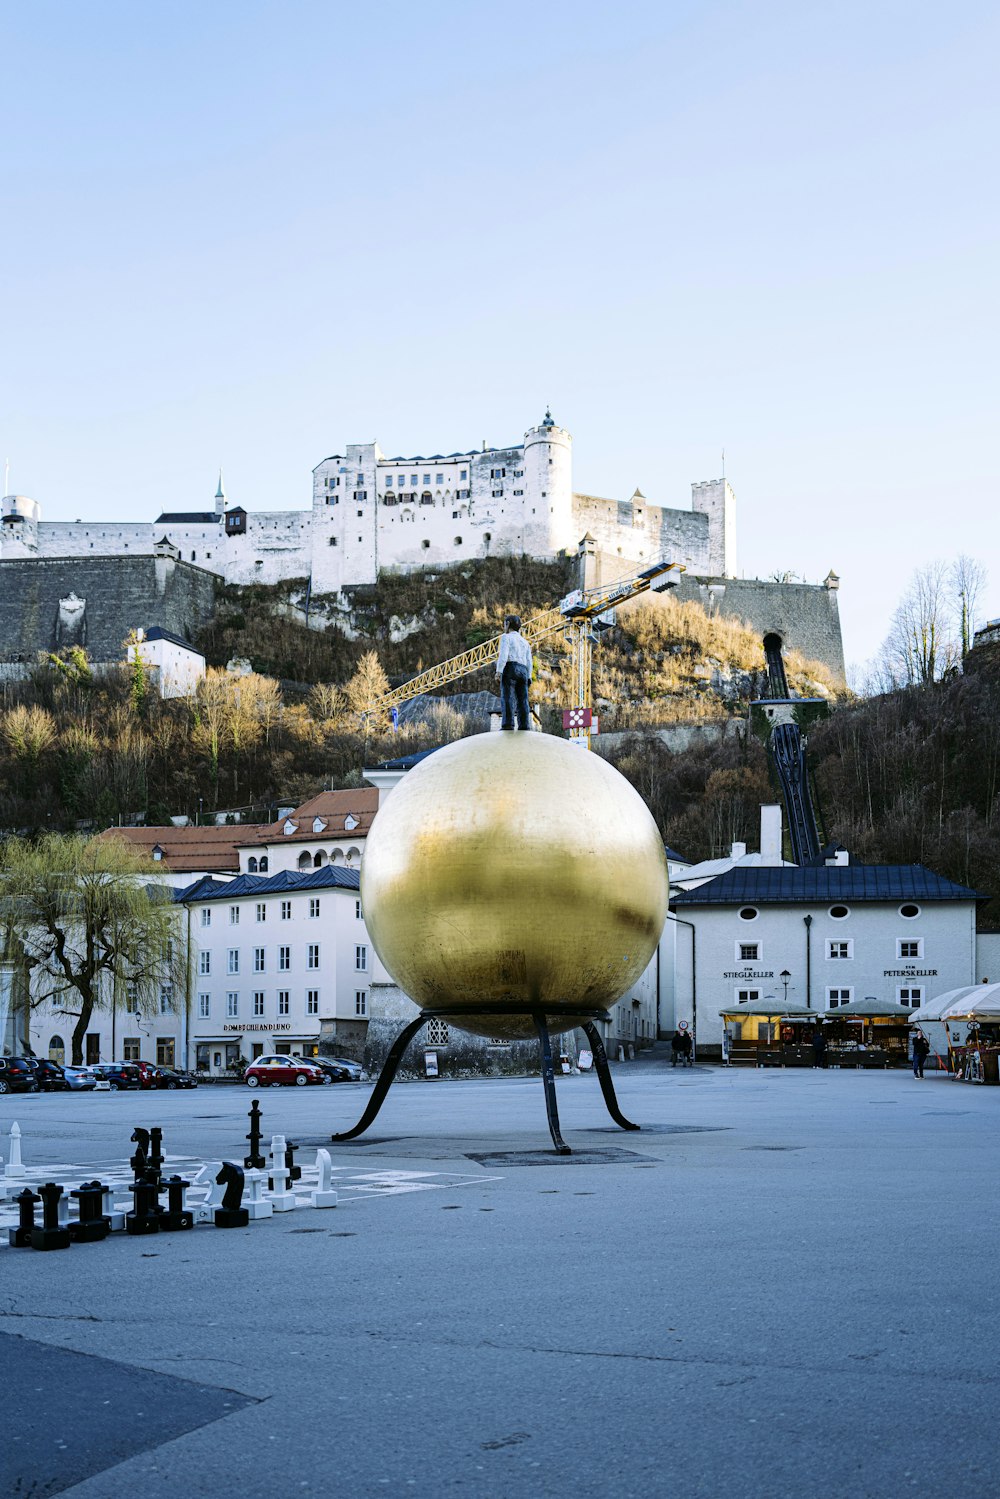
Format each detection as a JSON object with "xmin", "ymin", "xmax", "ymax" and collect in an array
[{"xmin": 369, "ymin": 559, "xmax": 685, "ymax": 748}]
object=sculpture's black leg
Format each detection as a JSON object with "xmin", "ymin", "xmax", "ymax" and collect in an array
[
  {"xmin": 534, "ymin": 1013, "xmax": 571, "ymax": 1155},
  {"xmin": 582, "ymin": 1021, "xmax": 640, "ymax": 1131},
  {"xmin": 331, "ymin": 1014, "xmax": 428, "ymax": 1143}
]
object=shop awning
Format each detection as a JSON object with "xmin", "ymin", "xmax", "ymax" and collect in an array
[
  {"xmin": 820, "ymin": 1000, "xmax": 913, "ymax": 1019},
  {"xmin": 940, "ymin": 983, "xmax": 1000, "ymax": 1021},
  {"xmin": 719, "ymin": 1004, "xmax": 816, "ymax": 1019}
]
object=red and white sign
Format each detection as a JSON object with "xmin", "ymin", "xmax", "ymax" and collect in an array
[{"xmin": 563, "ymin": 707, "xmax": 592, "ymax": 729}]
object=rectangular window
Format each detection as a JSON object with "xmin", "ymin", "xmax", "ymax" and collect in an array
[
  {"xmin": 827, "ymin": 988, "xmax": 853, "ymax": 1009},
  {"xmin": 357, "ymin": 472, "xmax": 364, "ymax": 484},
  {"xmin": 385, "ymin": 474, "xmax": 393, "ymax": 486},
  {"xmin": 735, "ymin": 989, "xmax": 761, "ymax": 1006},
  {"xmin": 423, "ymin": 473, "xmax": 430, "ymax": 484},
  {"xmin": 309, "ymin": 898, "xmax": 320, "ymax": 919},
  {"xmin": 356, "ymin": 945, "xmax": 368, "ymax": 971},
  {"xmin": 460, "ymin": 469, "xmax": 467, "ymax": 480},
  {"xmin": 159, "ymin": 983, "xmax": 172, "ymax": 1014},
  {"xmin": 281, "ymin": 901, "xmax": 292, "ymax": 921},
  {"xmin": 199, "ymin": 952, "xmax": 211, "ymax": 975},
  {"xmin": 737, "ymin": 942, "xmax": 759, "ymax": 961},
  {"xmin": 253, "ymin": 991, "xmax": 265, "ymax": 1016},
  {"xmin": 156, "ymin": 1037, "xmax": 175, "ymax": 1068},
  {"xmin": 123, "ymin": 1037, "xmax": 141, "ymax": 1061},
  {"xmin": 198, "ymin": 992, "xmax": 210, "ymax": 1018},
  {"xmin": 355, "ymin": 899, "xmax": 363, "ymax": 920},
  {"xmin": 86, "ymin": 1033, "xmax": 100, "ymax": 1064},
  {"xmin": 256, "ymin": 903, "xmax": 266, "ymax": 922},
  {"xmin": 279, "ymin": 945, "xmax": 291, "ymax": 971},
  {"xmin": 306, "ymin": 989, "xmax": 319, "ymax": 1015},
  {"xmin": 278, "ymin": 990, "xmax": 290, "ymax": 1016},
  {"xmin": 355, "ymin": 989, "xmax": 367, "ymax": 1016},
  {"xmin": 200, "ymin": 908, "xmax": 211, "ymax": 927},
  {"xmin": 227, "ymin": 949, "xmax": 239, "ymax": 975},
  {"xmin": 229, "ymin": 906, "xmax": 240, "ymax": 925},
  {"xmin": 513, "ymin": 469, "xmax": 524, "ymax": 478},
  {"xmin": 226, "ymin": 992, "xmax": 239, "ymax": 1017},
  {"xmin": 125, "ymin": 986, "xmax": 138, "ymax": 1014},
  {"xmin": 410, "ymin": 474, "xmax": 418, "ymax": 485},
  {"xmin": 513, "ymin": 488, "xmax": 524, "ymax": 496},
  {"xmin": 898, "ymin": 986, "xmax": 923, "ymax": 1007},
  {"xmin": 307, "ymin": 944, "xmax": 320, "ymax": 970},
  {"xmin": 254, "ymin": 947, "xmax": 265, "ymax": 973},
  {"xmin": 898, "ymin": 939, "xmax": 923, "ymax": 959},
  {"xmin": 827, "ymin": 940, "xmax": 853, "ymax": 959},
  {"xmin": 435, "ymin": 473, "xmax": 443, "ymax": 485}
]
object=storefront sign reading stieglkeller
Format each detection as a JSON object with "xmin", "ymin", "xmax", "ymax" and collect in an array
[{"xmin": 722, "ymin": 969, "xmax": 775, "ymax": 980}]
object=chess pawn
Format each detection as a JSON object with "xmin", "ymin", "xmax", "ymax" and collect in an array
[
  {"xmin": 311, "ymin": 1148, "xmax": 338, "ymax": 1209},
  {"xmin": 245, "ymin": 1169, "xmax": 273, "ymax": 1221},
  {"xmin": 5, "ymin": 1121, "xmax": 26, "ymax": 1181},
  {"xmin": 159, "ymin": 1176, "xmax": 193, "ymax": 1232},
  {"xmin": 268, "ymin": 1133, "xmax": 286, "ymax": 1192},
  {"xmin": 31, "ymin": 1182, "xmax": 72, "ymax": 1251},
  {"xmin": 9, "ymin": 1187, "xmax": 40, "ymax": 1247},
  {"xmin": 69, "ymin": 1181, "xmax": 112, "ymax": 1243}
]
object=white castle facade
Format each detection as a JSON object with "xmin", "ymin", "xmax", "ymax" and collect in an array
[{"xmin": 0, "ymin": 412, "xmax": 736, "ymax": 592}]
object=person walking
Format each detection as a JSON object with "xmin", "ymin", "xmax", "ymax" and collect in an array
[
  {"xmin": 496, "ymin": 615, "xmax": 533, "ymax": 731},
  {"xmin": 811, "ymin": 1024, "xmax": 827, "ymax": 1069},
  {"xmin": 912, "ymin": 1030, "xmax": 931, "ymax": 1079}
]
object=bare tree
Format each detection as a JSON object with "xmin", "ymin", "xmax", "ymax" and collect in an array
[
  {"xmin": 878, "ymin": 562, "xmax": 958, "ymax": 687},
  {"xmin": 952, "ymin": 554, "xmax": 989, "ymax": 657}
]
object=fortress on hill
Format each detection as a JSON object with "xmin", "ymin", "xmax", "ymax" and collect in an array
[{"xmin": 0, "ymin": 411, "xmax": 846, "ymax": 679}]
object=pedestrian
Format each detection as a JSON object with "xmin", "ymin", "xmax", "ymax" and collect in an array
[
  {"xmin": 678, "ymin": 1028, "xmax": 693, "ymax": 1067},
  {"xmin": 912, "ymin": 1030, "xmax": 931, "ymax": 1079},
  {"xmin": 496, "ymin": 615, "xmax": 533, "ymax": 731},
  {"xmin": 811, "ymin": 1025, "xmax": 827, "ymax": 1069}
]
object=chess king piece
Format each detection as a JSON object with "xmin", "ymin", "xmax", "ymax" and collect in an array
[{"xmin": 244, "ymin": 1169, "xmax": 273, "ymax": 1220}]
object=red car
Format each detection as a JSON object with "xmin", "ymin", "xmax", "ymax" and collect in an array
[
  {"xmin": 245, "ymin": 1058, "xmax": 326, "ymax": 1088},
  {"xmin": 117, "ymin": 1059, "xmax": 159, "ymax": 1088}
]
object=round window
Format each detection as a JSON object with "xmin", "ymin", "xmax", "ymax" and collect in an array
[
  {"xmin": 829, "ymin": 904, "xmax": 850, "ymax": 919},
  {"xmin": 900, "ymin": 903, "xmax": 920, "ymax": 919},
  {"xmin": 738, "ymin": 907, "xmax": 758, "ymax": 921}
]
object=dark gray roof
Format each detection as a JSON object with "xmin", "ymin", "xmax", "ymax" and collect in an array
[
  {"xmin": 664, "ymin": 845, "xmax": 690, "ymax": 865},
  {"xmin": 174, "ymin": 865, "xmax": 360, "ymax": 904},
  {"xmin": 155, "ymin": 512, "xmax": 221, "ymax": 525},
  {"xmin": 144, "ymin": 626, "xmax": 202, "ymax": 653},
  {"xmin": 672, "ymin": 865, "xmax": 987, "ymax": 907},
  {"xmin": 372, "ymin": 747, "xmax": 441, "ymax": 772}
]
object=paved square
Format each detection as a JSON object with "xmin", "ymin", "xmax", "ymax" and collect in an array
[{"xmin": 1, "ymin": 1063, "xmax": 996, "ymax": 1498}]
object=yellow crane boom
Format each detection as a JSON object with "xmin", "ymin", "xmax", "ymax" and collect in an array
[{"xmin": 370, "ymin": 559, "xmax": 685, "ymax": 745}]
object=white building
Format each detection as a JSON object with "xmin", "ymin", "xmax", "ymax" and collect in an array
[
  {"xmin": 1, "ymin": 413, "xmax": 735, "ymax": 592},
  {"xmin": 670, "ymin": 864, "xmax": 985, "ymax": 1057},
  {"xmin": 127, "ymin": 626, "xmax": 206, "ymax": 699}
]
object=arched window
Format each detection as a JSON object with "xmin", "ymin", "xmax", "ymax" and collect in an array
[
  {"xmin": 297, "ymin": 851, "xmax": 312, "ymax": 870},
  {"xmin": 420, "ymin": 492, "xmax": 433, "ymax": 506},
  {"xmin": 314, "ymin": 850, "xmax": 328, "ymax": 867},
  {"xmin": 247, "ymin": 856, "xmax": 258, "ymax": 873},
  {"xmin": 454, "ymin": 536, "xmax": 463, "ymax": 547},
  {"xmin": 259, "ymin": 856, "xmax": 268, "ymax": 872},
  {"xmin": 49, "ymin": 1035, "xmax": 65, "ymax": 1064}
]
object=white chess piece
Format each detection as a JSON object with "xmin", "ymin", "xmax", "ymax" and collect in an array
[
  {"xmin": 245, "ymin": 1169, "xmax": 273, "ymax": 1220},
  {"xmin": 5, "ymin": 1122, "xmax": 26, "ymax": 1180},
  {"xmin": 192, "ymin": 1164, "xmax": 226, "ymax": 1225},
  {"xmin": 267, "ymin": 1138, "xmax": 297, "ymax": 1213},
  {"xmin": 102, "ymin": 1186, "xmax": 125, "ymax": 1232},
  {"xmin": 310, "ymin": 1149, "xmax": 338, "ymax": 1209}
]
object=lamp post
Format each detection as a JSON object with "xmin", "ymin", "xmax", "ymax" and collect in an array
[{"xmin": 780, "ymin": 970, "xmax": 791, "ymax": 1007}]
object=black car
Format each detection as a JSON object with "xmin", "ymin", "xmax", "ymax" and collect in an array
[
  {"xmin": 0, "ymin": 1058, "xmax": 39, "ymax": 1095},
  {"xmin": 150, "ymin": 1067, "xmax": 198, "ymax": 1090},
  {"xmin": 310, "ymin": 1057, "xmax": 366, "ymax": 1082},
  {"xmin": 87, "ymin": 1063, "xmax": 143, "ymax": 1091},
  {"xmin": 30, "ymin": 1059, "xmax": 71, "ymax": 1092}
]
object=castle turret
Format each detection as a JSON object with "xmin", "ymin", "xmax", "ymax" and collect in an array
[
  {"xmin": 691, "ymin": 478, "xmax": 737, "ymax": 577},
  {"xmin": 1, "ymin": 494, "xmax": 41, "ymax": 556},
  {"xmin": 522, "ymin": 409, "xmax": 573, "ymax": 554},
  {"xmin": 215, "ymin": 470, "xmax": 226, "ymax": 518}
]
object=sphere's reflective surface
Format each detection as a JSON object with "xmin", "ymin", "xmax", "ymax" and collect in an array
[{"xmin": 361, "ymin": 732, "xmax": 669, "ymax": 1038}]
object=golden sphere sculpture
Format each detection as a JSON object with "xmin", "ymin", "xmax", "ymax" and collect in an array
[{"xmin": 360, "ymin": 732, "xmax": 669, "ymax": 1040}]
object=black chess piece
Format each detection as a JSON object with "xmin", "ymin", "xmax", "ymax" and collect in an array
[
  {"xmin": 70, "ymin": 1180, "xmax": 112, "ymax": 1243},
  {"xmin": 130, "ymin": 1126, "xmax": 150, "ymax": 1182},
  {"xmin": 9, "ymin": 1187, "xmax": 40, "ymax": 1247},
  {"xmin": 159, "ymin": 1175, "xmax": 193, "ymax": 1232},
  {"xmin": 285, "ymin": 1139, "xmax": 301, "ymax": 1184},
  {"xmin": 147, "ymin": 1127, "xmax": 165, "ymax": 1187},
  {"xmin": 214, "ymin": 1161, "xmax": 249, "ymax": 1228},
  {"xmin": 126, "ymin": 1177, "xmax": 161, "ymax": 1236},
  {"xmin": 30, "ymin": 1182, "xmax": 72, "ymax": 1251},
  {"xmin": 245, "ymin": 1099, "xmax": 265, "ymax": 1169}
]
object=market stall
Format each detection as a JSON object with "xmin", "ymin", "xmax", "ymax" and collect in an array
[
  {"xmin": 939, "ymin": 984, "xmax": 1000, "ymax": 1083},
  {"xmin": 719, "ymin": 1004, "xmax": 818, "ymax": 1067},
  {"xmin": 819, "ymin": 999, "xmax": 913, "ymax": 1068}
]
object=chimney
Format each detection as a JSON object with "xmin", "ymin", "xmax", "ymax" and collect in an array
[
  {"xmin": 760, "ymin": 804, "xmax": 783, "ymax": 863},
  {"xmin": 730, "ymin": 841, "xmax": 747, "ymax": 860}
]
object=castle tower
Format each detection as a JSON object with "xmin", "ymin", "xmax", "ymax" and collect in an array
[
  {"xmin": 1, "ymin": 494, "xmax": 41, "ymax": 556},
  {"xmin": 522, "ymin": 409, "xmax": 573, "ymax": 554},
  {"xmin": 691, "ymin": 478, "xmax": 737, "ymax": 577},
  {"xmin": 215, "ymin": 471, "xmax": 226, "ymax": 517},
  {"xmin": 310, "ymin": 443, "xmax": 380, "ymax": 594}
]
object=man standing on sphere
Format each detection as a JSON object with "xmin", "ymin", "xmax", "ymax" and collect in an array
[{"xmin": 496, "ymin": 615, "xmax": 533, "ymax": 731}]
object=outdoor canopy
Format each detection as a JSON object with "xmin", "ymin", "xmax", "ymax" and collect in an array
[
  {"xmin": 719, "ymin": 1004, "xmax": 816, "ymax": 1019},
  {"xmin": 819, "ymin": 999, "xmax": 913, "ymax": 1019},
  {"xmin": 909, "ymin": 986, "xmax": 986, "ymax": 1024},
  {"xmin": 939, "ymin": 981, "xmax": 1000, "ymax": 1022}
]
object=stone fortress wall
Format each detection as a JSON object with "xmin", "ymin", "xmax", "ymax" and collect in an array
[{"xmin": 0, "ymin": 410, "xmax": 845, "ymax": 679}]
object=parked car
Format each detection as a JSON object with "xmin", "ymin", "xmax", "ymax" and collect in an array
[
  {"xmin": 84, "ymin": 1063, "xmax": 143, "ymax": 1091},
  {"xmin": 30, "ymin": 1059, "xmax": 71, "ymax": 1092},
  {"xmin": 62, "ymin": 1065, "xmax": 97, "ymax": 1091},
  {"xmin": 310, "ymin": 1057, "xmax": 366, "ymax": 1082},
  {"xmin": 150, "ymin": 1067, "xmax": 198, "ymax": 1090},
  {"xmin": 119, "ymin": 1059, "xmax": 159, "ymax": 1089},
  {"xmin": 0, "ymin": 1057, "xmax": 39, "ymax": 1094},
  {"xmin": 245, "ymin": 1057, "xmax": 326, "ymax": 1088}
]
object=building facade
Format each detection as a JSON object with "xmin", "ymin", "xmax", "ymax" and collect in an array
[{"xmin": 1, "ymin": 412, "xmax": 734, "ymax": 593}]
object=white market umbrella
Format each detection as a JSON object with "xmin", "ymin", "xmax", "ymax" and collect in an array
[
  {"xmin": 908, "ymin": 987, "xmax": 982, "ymax": 1025},
  {"xmin": 940, "ymin": 982, "xmax": 1000, "ymax": 1022}
]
